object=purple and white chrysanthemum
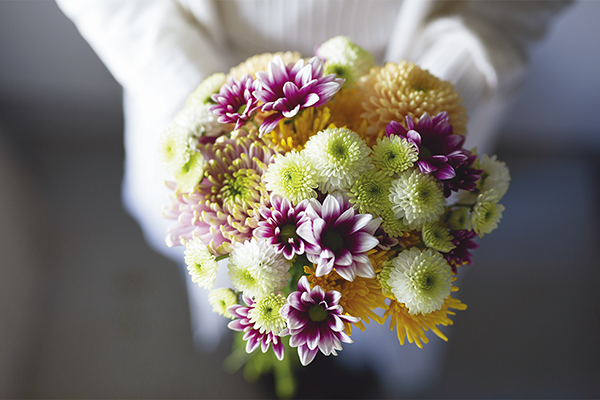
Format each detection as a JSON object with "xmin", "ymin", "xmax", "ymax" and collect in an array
[
  {"xmin": 209, "ymin": 74, "xmax": 260, "ymax": 130},
  {"xmin": 279, "ymin": 276, "xmax": 359, "ymax": 366},
  {"xmin": 228, "ymin": 295, "xmax": 286, "ymax": 361},
  {"xmin": 387, "ymin": 113, "xmax": 482, "ymax": 196},
  {"xmin": 296, "ymin": 192, "xmax": 380, "ymax": 281},
  {"xmin": 443, "ymin": 229, "xmax": 479, "ymax": 273},
  {"xmin": 254, "ymin": 195, "xmax": 315, "ymax": 260},
  {"xmin": 254, "ymin": 55, "xmax": 345, "ymax": 136}
]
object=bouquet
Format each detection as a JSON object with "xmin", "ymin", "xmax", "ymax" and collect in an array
[{"xmin": 159, "ymin": 36, "xmax": 510, "ymax": 396}]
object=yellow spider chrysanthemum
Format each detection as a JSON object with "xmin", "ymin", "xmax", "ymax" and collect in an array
[
  {"xmin": 358, "ymin": 61, "xmax": 467, "ymax": 136},
  {"xmin": 383, "ymin": 284, "xmax": 467, "ymax": 348},
  {"xmin": 304, "ymin": 248, "xmax": 397, "ymax": 335},
  {"xmin": 268, "ymin": 106, "xmax": 332, "ymax": 152},
  {"xmin": 228, "ymin": 51, "xmax": 302, "ymax": 80}
]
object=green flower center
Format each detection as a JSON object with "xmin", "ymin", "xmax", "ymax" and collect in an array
[
  {"xmin": 280, "ymin": 224, "xmax": 298, "ymax": 242},
  {"xmin": 323, "ymin": 230, "xmax": 344, "ymax": 252},
  {"xmin": 328, "ymin": 138, "xmax": 349, "ymax": 162},
  {"xmin": 415, "ymin": 270, "xmax": 436, "ymax": 292},
  {"xmin": 308, "ymin": 305, "xmax": 329, "ymax": 322}
]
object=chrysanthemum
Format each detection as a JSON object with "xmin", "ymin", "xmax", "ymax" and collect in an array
[
  {"xmin": 163, "ymin": 181, "xmax": 229, "ymax": 254},
  {"xmin": 228, "ymin": 295, "xmax": 286, "ymax": 360},
  {"xmin": 174, "ymin": 151, "xmax": 206, "ymax": 193},
  {"xmin": 184, "ymin": 236, "xmax": 220, "ymax": 289},
  {"xmin": 443, "ymin": 229, "xmax": 479, "ymax": 273},
  {"xmin": 379, "ymin": 205, "xmax": 412, "ymax": 237},
  {"xmin": 254, "ymin": 195, "xmax": 315, "ymax": 260},
  {"xmin": 469, "ymin": 190, "xmax": 505, "ymax": 237},
  {"xmin": 478, "ymin": 154, "xmax": 511, "ymax": 200},
  {"xmin": 389, "ymin": 169, "xmax": 446, "ymax": 229},
  {"xmin": 208, "ymin": 288, "xmax": 238, "ymax": 319},
  {"xmin": 347, "ymin": 169, "xmax": 393, "ymax": 215},
  {"xmin": 164, "ymin": 133, "xmax": 279, "ymax": 253},
  {"xmin": 254, "ymin": 55, "xmax": 345, "ymax": 135},
  {"xmin": 386, "ymin": 247, "xmax": 453, "ymax": 315},
  {"xmin": 316, "ymin": 36, "xmax": 374, "ymax": 87},
  {"xmin": 264, "ymin": 151, "xmax": 318, "ymax": 204},
  {"xmin": 158, "ymin": 121, "xmax": 194, "ymax": 176},
  {"xmin": 387, "ymin": 114, "xmax": 482, "ymax": 196},
  {"xmin": 248, "ymin": 293, "xmax": 288, "ymax": 335},
  {"xmin": 297, "ymin": 192, "xmax": 381, "ymax": 281},
  {"xmin": 446, "ymin": 207, "xmax": 470, "ymax": 230},
  {"xmin": 384, "ymin": 291, "xmax": 467, "ymax": 348},
  {"xmin": 267, "ymin": 106, "xmax": 331, "ymax": 152},
  {"xmin": 422, "ymin": 223, "xmax": 456, "ymax": 253},
  {"xmin": 303, "ymin": 127, "xmax": 373, "ymax": 193},
  {"xmin": 209, "ymin": 74, "xmax": 260, "ymax": 130},
  {"xmin": 227, "ymin": 238, "xmax": 290, "ymax": 298},
  {"xmin": 185, "ymin": 72, "xmax": 227, "ymax": 106},
  {"xmin": 229, "ymin": 51, "xmax": 302, "ymax": 80},
  {"xmin": 358, "ymin": 61, "xmax": 467, "ymax": 135},
  {"xmin": 371, "ymin": 135, "xmax": 419, "ymax": 176},
  {"xmin": 280, "ymin": 276, "xmax": 359, "ymax": 366}
]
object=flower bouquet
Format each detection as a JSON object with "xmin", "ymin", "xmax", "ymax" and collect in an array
[{"xmin": 159, "ymin": 36, "xmax": 509, "ymax": 397}]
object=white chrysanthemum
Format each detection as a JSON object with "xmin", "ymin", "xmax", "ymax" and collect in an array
[
  {"xmin": 478, "ymin": 154, "xmax": 511, "ymax": 200},
  {"xmin": 318, "ymin": 36, "xmax": 374, "ymax": 86},
  {"xmin": 184, "ymin": 237, "xmax": 220, "ymax": 289},
  {"xmin": 469, "ymin": 190, "xmax": 505, "ymax": 237},
  {"xmin": 446, "ymin": 207, "xmax": 470, "ymax": 230},
  {"xmin": 371, "ymin": 136, "xmax": 419, "ymax": 176},
  {"xmin": 248, "ymin": 293, "xmax": 287, "ymax": 335},
  {"xmin": 422, "ymin": 222, "xmax": 456, "ymax": 253},
  {"xmin": 389, "ymin": 169, "xmax": 446, "ymax": 229},
  {"xmin": 186, "ymin": 72, "xmax": 227, "ymax": 106},
  {"xmin": 386, "ymin": 247, "xmax": 452, "ymax": 315},
  {"xmin": 264, "ymin": 150, "xmax": 318, "ymax": 204},
  {"xmin": 208, "ymin": 288, "xmax": 238, "ymax": 319},
  {"xmin": 228, "ymin": 239, "xmax": 290, "ymax": 298},
  {"xmin": 175, "ymin": 103, "xmax": 226, "ymax": 138},
  {"xmin": 158, "ymin": 123, "xmax": 193, "ymax": 175},
  {"xmin": 303, "ymin": 127, "xmax": 373, "ymax": 193},
  {"xmin": 175, "ymin": 151, "xmax": 206, "ymax": 193}
]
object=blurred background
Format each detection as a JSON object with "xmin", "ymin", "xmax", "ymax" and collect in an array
[{"xmin": 0, "ymin": 1, "xmax": 599, "ymax": 398}]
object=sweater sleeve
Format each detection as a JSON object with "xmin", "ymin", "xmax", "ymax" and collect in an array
[
  {"xmin": 384, "ymin": 0, "xmax": 572, "ymax": 149},
  {"xmin": 56, "ymin": 0, "xmax": 228, "ymax": 119}
]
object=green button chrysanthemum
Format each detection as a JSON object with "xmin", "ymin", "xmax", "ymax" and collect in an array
[
  {"xmin": 470, "ymin": 190, "xmax": 505, "ymax": 237},
  {"xmin": 347, "ymin": 169, "xmax": 393, "ymax": 215},
  {"xmin": 184, "ymin": 236, "xmax": 220, "ymax": 289},
  {"xmin": 386, "ymin": 247, "xmax": 453, "ymax": 315},
  {"xmin": 371, "ymin": 136, "xmax": 419, "ymax": 176},
  {"xmin": 422, "ymin": 222, "xmax": 456, "ymax": 253},
  {"xmin": 477, "ymin": 154, "xmax": 511, "ymax": 201},
  {"xmin": 208, "ymin": 288, "xmax": 238, "ymax": 319},
  {"xmin": 175, "ymin": 151, "xmax": 206, "ymax": 193},
  {"xmin": 264, "ymin": 150, "xmax": 318, "ymax": 204},
  {"xmin": 380, "ymin": 205, "xmax": 412, "ymax": 237},
  {"xmin": 303, "ymin": 127, "xmax": 373, "ymax": 193},
  {"xmin": 318, "ymin": 36, "xmax": 375, "ymax": 87},
  {"xmin": 158, "ymin": 123, "xmax": 193, "ymax": 176},
  {"xmin": 248, "ymin": 293, "xmax": 287, "ymax": 335},
  {"xmin": 446, "ymin": 207, "xmax": 470, "ymax": 230},
  {"xmin": 389, "ymin": 169, "xmax": 445, "ymax": 229}
]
